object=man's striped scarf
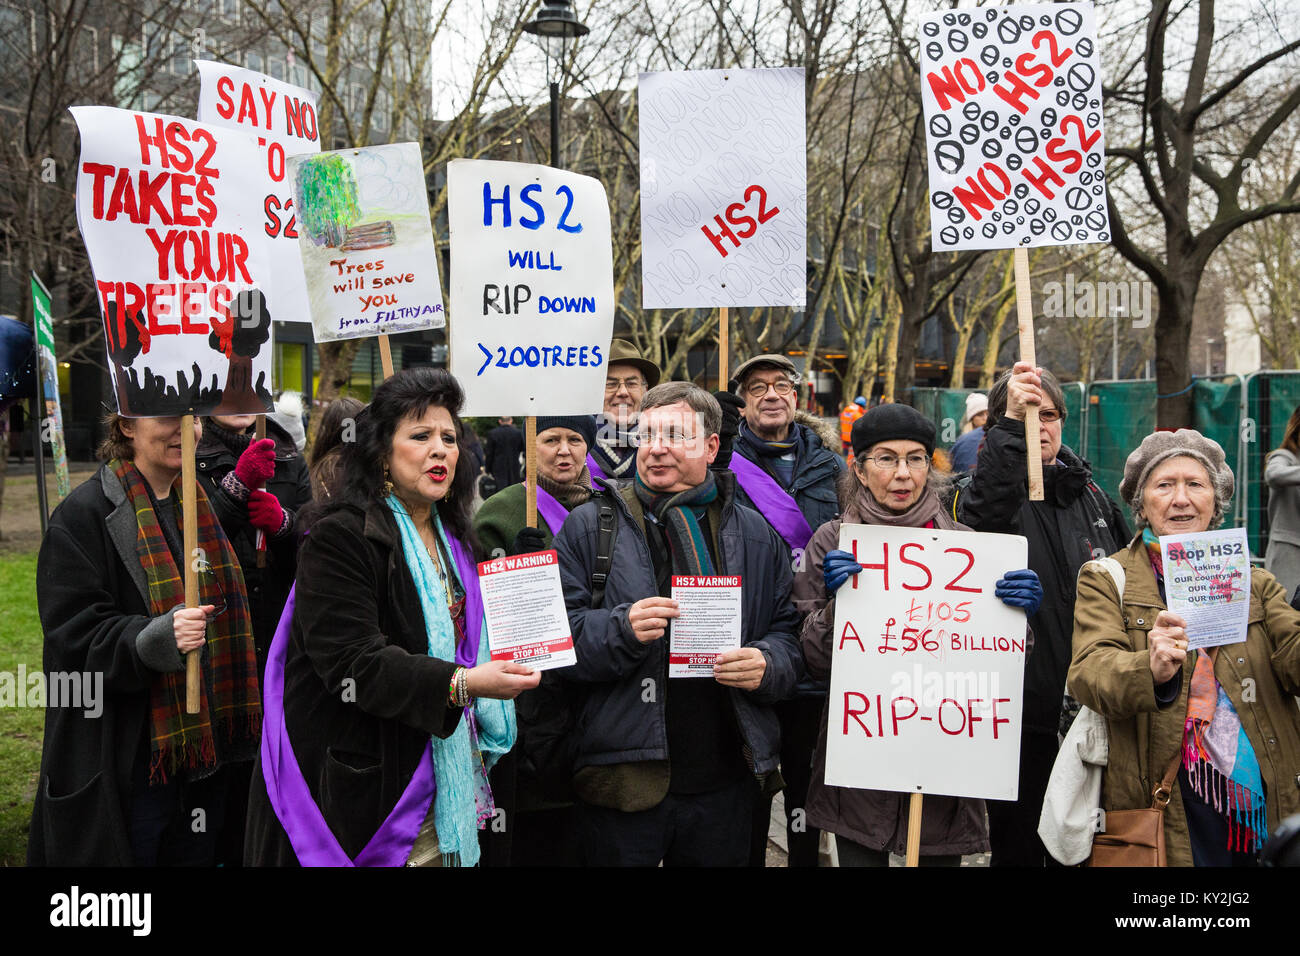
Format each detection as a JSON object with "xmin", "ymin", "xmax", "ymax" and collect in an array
[
  {"xmin": 111, "ymin": 459, "xmax": 262, "ymax": 784},
  {"xmin": 633, "ymin": 470, "xmax": 718, "ymax": 575}
]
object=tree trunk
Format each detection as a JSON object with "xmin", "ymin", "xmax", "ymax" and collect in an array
[
  {"xmin": 1155, "ymin": 277, "xmax": 1197, "ymax": 427},
  {"xmin": 880, "ymin": 292, "xmax": 902, "ymax": 403},
  {"xmin": 307, "ymin": 338, "xmax": 364, "ymax": 447}
]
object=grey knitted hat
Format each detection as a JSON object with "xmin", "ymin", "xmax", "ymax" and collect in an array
[{"xmin": 1119, "ymin": 429, "xmax": 1234, "ymax": 529}]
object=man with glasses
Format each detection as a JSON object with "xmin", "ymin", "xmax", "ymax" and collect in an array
[
  {"xmin": 728, "ymin": 354, "xmax": 842, "ymax": 867},
  {"xmin": 554, "ymin": 382, "xmax": 803, "ymax": 865},
  {"xmin": 955, "ymin": 361, "xmax": 1130, "ymax": 867},
  {"xmin": 589, "ymin": 338, "xmax": 661, "ymax": 483}
]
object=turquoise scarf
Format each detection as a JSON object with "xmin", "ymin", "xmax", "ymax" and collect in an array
[{"xmin": 386, "ymin": 496, "xmax": 515, "ymax": 867}]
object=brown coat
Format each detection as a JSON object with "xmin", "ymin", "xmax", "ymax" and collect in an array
[
  {"xmin": 795, "ymin": 515, "xmax": 990, "ymax": 857},
  {"xmin": 1068, "ymin": 537, "xmax": 1300, "ymax": 867}
]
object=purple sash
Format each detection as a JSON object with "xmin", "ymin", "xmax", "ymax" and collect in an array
[
  {"xmin": 260, "ymin": 532, "xmax": 485, "ymax": 866},
  {"xmin": 535, "ymin": 485, "xmax": 569, "ymax": 537},
  {"xmin": 585, "ymin": 453, "xmax": 606, "ymax": 483},
  {"xmin": 730, "ymin": 453, "xmax": 814, "ymax": 553}
]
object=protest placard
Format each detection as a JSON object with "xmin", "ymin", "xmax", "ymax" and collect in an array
[
  {"xmin": 826, "ymin": 524, "xmax": 1028, "ymax": 801},
  {"xmin": 288, "ymin": 142, "xmax": 446, "ymax": 343},
  {"xmin": 1160, "ymin": 527, "xmax": 1251, "ymax": 649},
  {"xmin": 638, "ymin": 68, "xmax": 807, "ymax": 310},
  {"xmin": 196, "ymin": 60, "xmax": 320, "ymax": 324},
  {"xmin": 71, "ymin": 106, "xmax": 273, "ymax": 417},
  {"xmin": 31, "ymin": 273, "xmax": 69, "ymax": 503},
  {"xmin": 919, "ymin": 3, "xmax": 1108, "ymax": 251},
  {"xmin": 669, "ymin": 575, "xmax": 742, "ymax": 678},
  {"xmin": 477, "ymin": 550, "xmax": 576, "ymax": 671},
  {"xmin": 446, "ymin": 158, "xmax": 615, "ymax": 417}
]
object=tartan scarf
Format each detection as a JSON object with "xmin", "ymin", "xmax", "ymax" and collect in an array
[
  {"xmin": 111, "ymin": 459, "xmax": 262, "ymax": 784},
  {"xmin": 1143, "ymin": 530, "xmax": 1266, "ymax": 852},
  {"xmin": 633, "ymin": 470, "xmax": 718, "ymax": 575}
]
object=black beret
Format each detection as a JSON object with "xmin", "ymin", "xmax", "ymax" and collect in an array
[
  {"xmin": 851, "ymin": 404, "xmax": 936, "ymax": 457},
  {"xmin": 535, "ymin": 415, "xmax": 597, "ymax": 450}
]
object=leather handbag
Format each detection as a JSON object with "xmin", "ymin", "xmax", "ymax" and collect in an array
[
  {"xmin": 1087, "ymin": 647, "xmax": 1217, "ymax": 867},
  {"xmin": 1085, "ymin": 746, "xmax": 1181, "ymax": 867}
]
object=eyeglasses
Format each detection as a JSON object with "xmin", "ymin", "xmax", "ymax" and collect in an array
[
  {"xmin": 744, "ymin": 379, "xmax": 795, "ymax": 399},
  {"xmin": 605, "ymin": 377, "xmax": 646, "ymax": 393},
  {"xmin": 1038, "ymin": 408, "xmax": 1064, "ymax": 424},
  {"xmin": 863, "ymin": 453, "xmax": 931, "ymax": 472},
  {"xmin": 194, "ymin": 559, "xmax": 228, "ymax": 618},
  {"xmin": 636, "ymin": 428, "xmax": 699, "ymax": 447}
]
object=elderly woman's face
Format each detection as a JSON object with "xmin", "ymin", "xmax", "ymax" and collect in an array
[
  {"xmin": 856, "ymin": 439, "xmax": 929, "ymax": 512},
  {"xmin": 386, "ymin": 405, "xmax": 459, "ymax": 507},
  {"xmin": 1141, "ymin": 456, "xmax": 1215, "ymax": 536},
  {"xmin": 537, "ymin": 427, "xmax": 586, "ymax": 485}
]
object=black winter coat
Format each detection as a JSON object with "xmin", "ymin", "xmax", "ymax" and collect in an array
[
  {"xmin": 484, "ymin": 423, "xmax": 525, "ymax": 490},
  {"xmin": 196, "ymin": 418, "xmax": 311, "ymax": 665},
  {"xmin": 553, "ymin": 474, "xmax": 805, "ymax": 786},
  {"xmin": 955, "ymin": 417, "xmax": 1130, "ymax": 734},
  {"xmin": 29, "ymin": 467, "xmax": 190, "ymax": 865},
  {"xmin": 243, "ymin": 501, "xmax": 463, "ymax": 865}
]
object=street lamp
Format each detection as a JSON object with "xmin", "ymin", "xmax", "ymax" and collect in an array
[{"xmin": 524, "ymin": 1, "xmax": 589, "ymax": 169}]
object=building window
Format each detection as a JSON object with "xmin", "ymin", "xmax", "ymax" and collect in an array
[{"xmin": 247, "ymin": 51, "xmax": 263, "ymax": 73}]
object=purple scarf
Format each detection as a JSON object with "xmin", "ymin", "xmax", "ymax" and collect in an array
[
  {"xmin": 536, "ymin": 485, "xmax": 569, "ymax": 536},
  {"xmin": 260, "ymin": 535, "xmax": 484, "ymax": 867},
  {"xmin": 585, "ymin": 453, "xmax": 606, "ymax": 483},
  {"xmin": 730, "ymin": 453, "xmax": 814, "ymax": 553}
]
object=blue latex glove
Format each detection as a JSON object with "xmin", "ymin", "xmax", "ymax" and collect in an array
[
  {"xmin": 995, "ymin": 568, "xmax": 1043, "ymax": 616},
  {"xmin": 823, "ymin": 549, "xmax": 863, "ymax": 595}
]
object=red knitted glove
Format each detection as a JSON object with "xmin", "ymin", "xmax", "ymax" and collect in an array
[
  {"xmin": 234, "ymin": 438, "xmax": 277, "ymax": 490},
  {"xmin": 247, "ymin": 489, "xmax": 286, "ymax": 535}
]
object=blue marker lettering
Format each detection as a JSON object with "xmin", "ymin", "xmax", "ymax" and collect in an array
[
  {"xmin": 483, "ymin": 182, "xmax": 511, "ymax": 227},
  {"xmin": 519, "ymin": 184, "xmax": 544, "ymax": 230}
]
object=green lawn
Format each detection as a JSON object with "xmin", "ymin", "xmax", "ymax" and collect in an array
[{"xmin": 0, "ymin": 552, "xmax": 42, "ymax": 866}]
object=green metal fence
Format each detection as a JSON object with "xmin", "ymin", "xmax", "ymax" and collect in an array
[{"xmin": 914, "ymin": 372, "xmax": 1300, "ymax": 558}]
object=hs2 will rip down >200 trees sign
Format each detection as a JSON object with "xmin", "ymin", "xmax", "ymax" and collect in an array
[
  {"xmin": 638, "ymin": 68, "xmax": 807, "ymax": 309},
  {"xmin": 447, "ymin": 159, "xmax": 615, "ymax": 418},
  {"xmin": 919, "ymin": 3, "xmax": 1108, "ymax": 251},
  {"xmin": 71, "ymin": 106, "xmax": 273, "ymax": 418}
]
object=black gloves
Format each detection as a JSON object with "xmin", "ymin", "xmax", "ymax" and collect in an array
[
  {"xmin": 712, "ymin": 390, "xmax": 746, "ymax": 470},
  {"xmin": 512, "ymin": 526, "xmax": 548, "ymax": 556}
]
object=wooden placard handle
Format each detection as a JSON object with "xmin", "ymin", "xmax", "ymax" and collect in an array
[
  {"xmin": 525, "ymin": 416, "xmax": 538, "ymax": 529},
  {"xmin": 1013, "ymin": 248, "xmax": 1044, "ymax": 502},
  {"xmin": 719, "ymin": 306, "xmax": 730, "ymax": 388},
  {"xmin": 182, "ymin": 415, "xmax": 201, "ymax": 714},
  {"xmin": 378, "ymin": 333, "xmax": 395, "ymax": 381},
  {"xmin": 255, "ymin": 415, "xmax": 267, "ymax": 569},
  {"xmin": 905, "ymin": 791, "xmax": 924, "ymax": 867}
]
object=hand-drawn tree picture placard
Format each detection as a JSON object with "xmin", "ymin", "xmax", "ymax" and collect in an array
[
  {"xmin": 288, "ymin": 142, "xmax": 446, "ymax": 343},
  {"xmin": 71, "ymin": 106, "xmax": 274, "ymax": 417},
  {"xmin": 919, "ymin": 2, "xmax": 1109, "ymax": 251}
]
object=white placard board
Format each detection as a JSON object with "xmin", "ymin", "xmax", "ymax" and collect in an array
[
  {"xmin": 71, "ymin": 106, "xmax": 272, "ymax": 417},
  {"xmin": 638, "ymin": 68, "xmax": 807, "ymax": 309},
  {"xmin": 918, "ymin": 3, "xmax": 1109, "ymax": 250},
  {"xmin": 826, "ymin": 524, "xmax": 1028, "ymax": 801},
  {"xmin": 1160, "ymin": 527, "xmax": 1251, "ymax": 650},
  {"xmin": 196, "ymin": 59, "xmax": 321, "ymax": 324},
  {"xmin": 447, "ymin": 158, "xmax": 615, "ymax": 416},
  {"xmin": 288, "ymin": 143, "xmax": 446, "ymax": 342},
  {"xmin": 478, "ymin": 550, "xmax": 577, "ymax": 671}
]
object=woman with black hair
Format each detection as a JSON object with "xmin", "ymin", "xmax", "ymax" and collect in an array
[
  {"xmin": 244, "ymin": 368, "xmax": 540, "ymax": 867},
  {"xmin": 308, "ymin": 396, "xmax": 365, "ymax": 502}
]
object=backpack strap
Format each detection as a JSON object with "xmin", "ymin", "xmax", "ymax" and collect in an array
[{"xmin": 591, "ymin": 495, "xmax": 618, "ymax": 607}]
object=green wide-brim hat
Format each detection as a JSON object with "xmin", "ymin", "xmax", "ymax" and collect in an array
[{"xmin": 607, "ymin": 338, "xmax": 661, "ymax": 388}]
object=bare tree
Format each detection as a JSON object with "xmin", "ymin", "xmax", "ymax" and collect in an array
[{"xmin": 1104, "ymin": 0, "xmax": 1300, "ymax": 424}]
